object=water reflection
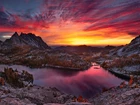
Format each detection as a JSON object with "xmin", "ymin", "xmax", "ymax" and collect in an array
[{"xmin": 0, "ymin": 64, "xmax": 123, "ymax": 98}]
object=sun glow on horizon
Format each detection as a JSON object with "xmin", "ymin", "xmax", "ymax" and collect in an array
[
  {"xmin": 37, "ymin": 23, "xmax": 134, "ymax": 46},
  {"xmin": 0, "ymin": 22, "xmax": 134, "ymax": 46}
]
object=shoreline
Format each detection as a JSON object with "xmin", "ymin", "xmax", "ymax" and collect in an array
[
  {"xmin": 0, "ymin": 63, "xmax": 90, "ymax": 71},
  {"xmin": 107, "ymin": 69, "xmax": 130, "ymax": 81},
  {"xmin": 95, "ymin": 61, "xmax": 131, "ymax": 81},
  {"xmin": 1, "ymin": 62, "xmax": 131, "ymax": 80},
  {"xmin": 45, "ymin": 64, "xmax": 88, "ymax": 71},
  {"xmin": 0, "ymin": 63, "xmax": 89, "ymax": 71}
]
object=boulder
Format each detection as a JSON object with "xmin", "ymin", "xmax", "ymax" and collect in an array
[{"xmin": 3, "ymin": 68, "xmax": 33, "ymax": 88}]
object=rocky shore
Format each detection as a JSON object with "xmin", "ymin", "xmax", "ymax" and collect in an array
[
  {"xmin": 100, "ymin": 55, "xmax": 140, "ymax": 80},
  {"xmin": 0, "ymin": 85, "xmax": 75, "ymax": 105},
  {"xmin": 90, "ymin": 83, "xmax": 140, "ymax": 105}
]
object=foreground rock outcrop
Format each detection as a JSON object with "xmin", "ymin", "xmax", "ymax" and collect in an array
[
  {"xmin": 90, "ymin": 85, "xmax": 140, "ymax": 105},
  {"xmin": 0, "ymin": 85, "xmax": 75, "ymax": 105},
  {"xmin": 0, "ymin": 68, "xmax": 33, "ymax": 88}
]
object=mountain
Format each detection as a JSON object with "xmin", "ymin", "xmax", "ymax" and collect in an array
[
  {"xmin": 0, "ymin": 32, "xmax": 50, "ymax": 49},
  {"xmin": 104, "ymin": 45, "xmax": 116, "ymax": 50},
  {"xmin": 54, "ymin": 45, "xmax": 116, "ymax": 54},
  {"xmin": 110, "ymin": 35, "xmax": 140, "ymax": 56}
]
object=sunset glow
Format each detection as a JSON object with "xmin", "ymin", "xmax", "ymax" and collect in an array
[{"xmin": 0, "ymin": 0, "xmax": 140, "ymax": 46}]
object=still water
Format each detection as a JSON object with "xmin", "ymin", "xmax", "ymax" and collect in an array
[{"xmin": 0, "ymin": 64, "xmax": 123, "ymax": 98}]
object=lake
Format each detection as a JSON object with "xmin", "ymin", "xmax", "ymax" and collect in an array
[{"xmin": 0, "ymin": 64, "xmax": 124, "ymax": 98}]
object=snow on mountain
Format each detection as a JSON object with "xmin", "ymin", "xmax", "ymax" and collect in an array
[{"xmin": 110, "ymin": 35, "xmax": 140, "ymax": 56}]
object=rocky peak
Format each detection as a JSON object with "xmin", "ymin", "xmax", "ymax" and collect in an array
[
  {"xmin": 20, "ymin": 32, "xmax": 35, "ymax": 37},
  {"xmin": 19, "ymin": 32, "xmax": 50, "ymax": 49},
  {"xmin": 1, "ymin": 32, "xmax": 51, "ymax": 49},
  {"xmin": 10, "ymin": 32, "xmax": 20, "ymax": 43},
  {"xmin": 130, "ymin": 35, "xmax": 140, "ymax": 45},
  {"xmin": 0, "ymin": 68, "xmax": 33, "ymax": 88},
  {"xmin": 12, "ymin": 32, "xmax": 18, "ymax": 37},
  {"xmin": 110, "ymin": 35, "xmax": 140, "ymax": 56}
]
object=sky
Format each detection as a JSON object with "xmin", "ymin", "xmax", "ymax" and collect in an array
[{"xmin": 0, "ymin": 0, "xmax": 140, "ymax": 46}]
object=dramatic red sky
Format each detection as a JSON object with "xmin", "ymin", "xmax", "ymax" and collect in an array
[{"xmin": 0, "ymin": 0, "xmax": 140, "ymax": 46}]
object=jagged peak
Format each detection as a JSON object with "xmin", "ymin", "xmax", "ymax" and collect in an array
[
  {"xmin": 20, "ymin": 32, "xmax": 36, "ymax": 37},
  {"xmin": 27, "ymin": 33, "xmax": 35, "ymax": 35},
  {"xmin": 20, "ymin": 32, "xmax": 27, "ymax": 36},
  {"xmin": 20, "ymin": 32, "xmax": 25, "ymax": 35},
  {"xmin": 136, "ymin": 35, "xmax": 140, "ymax": 39},
  {"xmin": 13, "ymin": 32, "xmax": 18, "ymax": 36},
  {"xmin": 133, "ymin": 35, "xmax": 140, "ymax": 39},
  {"xmin": 12, "ymin": 32, "xmax": 19, "ymax": 37},
  {"xmin": 11, "ymin": 32, "xmax": 19, "ymax": 39},
  {"xmin": 130, "ymin": 35, "xmax": 140, "ymax": 44},
  {"xmin": 2, "ymin": 32, "xmax": 50, "ymax": 49}
]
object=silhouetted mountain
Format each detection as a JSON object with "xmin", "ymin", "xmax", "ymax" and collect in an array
[
  {"xmin": 110, "ymin": 35, "xmax": 140, "ymax": 56},
  {"xmin": 54, "ymin": 45, "xmax": 116, "ymax": 54},
  {"xmin": 104, "ymin": 45, "xmax": 116, "ymax": 50},
  {"xmin": 0, "ymin": 32, "xmax": 50, "ymax": 49}
]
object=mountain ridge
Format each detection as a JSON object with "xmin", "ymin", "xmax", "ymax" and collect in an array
[
  {"xmin": 54, "ymin": 45, "xmax": 116, "ymax": 54},
  {"xmin": 110, "ymin": 35, "xmax": 140, "ymax": 56},
  {"xmin": 0, "ymin": 32, "xmax": 50, "ymax": 49}
]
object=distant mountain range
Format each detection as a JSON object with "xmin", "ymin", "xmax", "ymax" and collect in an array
[
  {"xmin": 54, "ymin": 45, "xmax": 116, "ymax": 54},
  {"xmin": 54, "ymin": 35, "xmax": 140, "ymax": 55},
  {"xmin": 110, "ymin": 35, "xmax": 140, "ymax": 56},
  {"xmin": 0, "ymin": 32, "xmax": 50, "ymax": 49}
]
